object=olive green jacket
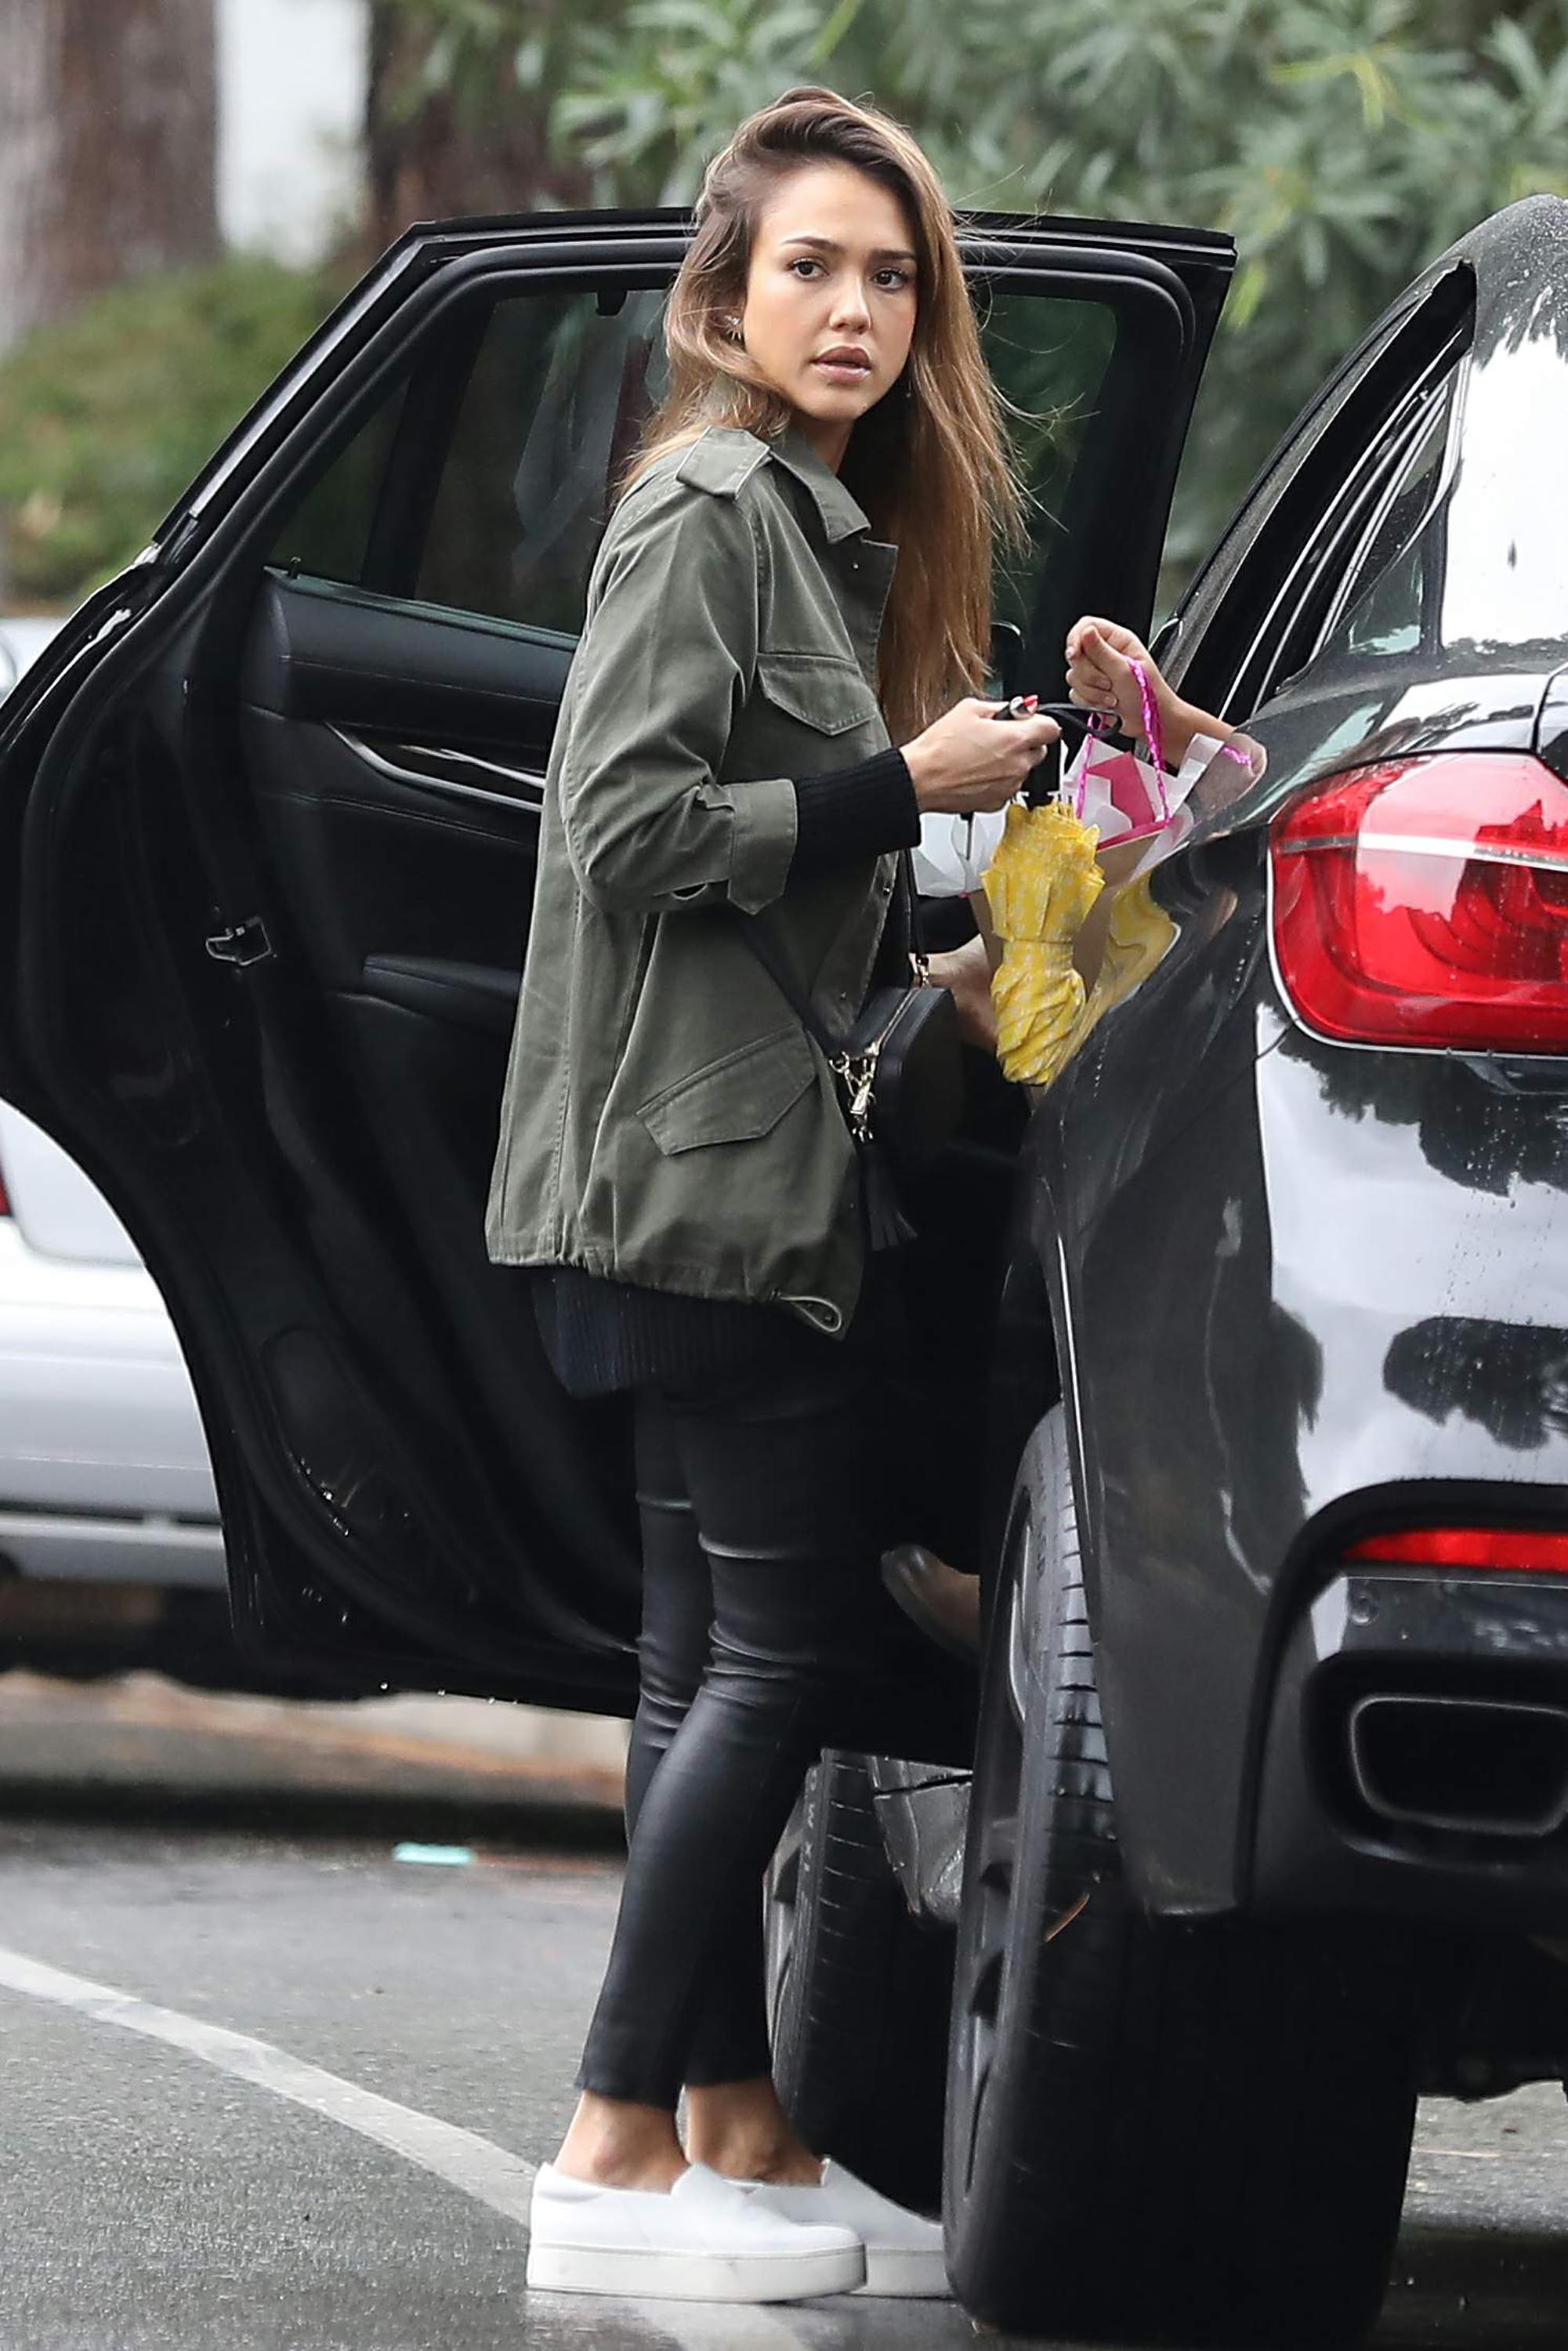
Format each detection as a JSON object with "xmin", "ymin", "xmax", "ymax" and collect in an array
[{"xmin": 483, "ymin": 421, "xmax": 902, "ymax": 1337}]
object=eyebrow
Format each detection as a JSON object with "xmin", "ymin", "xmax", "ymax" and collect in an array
[{"xmin": 778, "ymin": 234, "xmax": 918, "ymax": 265}]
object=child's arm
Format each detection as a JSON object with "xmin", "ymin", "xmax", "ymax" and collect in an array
[
  {"xmin": 925, "ymin": 926, "xmax": 998, "ymax": 1052},
  {"xmin": 1065, "ymin": 617, "xmax": 1233, "ymax": 770}
]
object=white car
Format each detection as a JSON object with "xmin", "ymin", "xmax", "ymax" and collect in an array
[
  {"xmin": 0, "ymin": 610, "xmax": 225, "ymax": 1670},
  {"xmin": 0, "ymin": 1100, "xmax": 223, "ymax": 1599},
  {"xmin": 0, "ymin": 618, "xmax": 66, "ymax": 701}
]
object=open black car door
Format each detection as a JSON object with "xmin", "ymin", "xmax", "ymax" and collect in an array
[{"xmin": 0, "ymin": 206, "xmax": 1232, "ymax": 1709}]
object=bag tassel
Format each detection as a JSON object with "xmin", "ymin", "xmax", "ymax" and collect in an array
[{"xmin": 860, "ymin": 1141, "xmax": 916, "ymax": 1252}]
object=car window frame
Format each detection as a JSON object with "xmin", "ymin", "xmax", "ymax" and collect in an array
[
  {"xmin": 1231, "ymin": 329, "xmax": 1468, "ymax": 715},
  {"xmin": 255, "ymin": 240, "xmax": 1215, "ymax": 697},
  {"xmin": 1161, "ymin": 262, "xmax": 1475, "ymax": 723},
  {"xmin": 1301, "ymin": 357, "xmax": 1464, "ymax": 671}
]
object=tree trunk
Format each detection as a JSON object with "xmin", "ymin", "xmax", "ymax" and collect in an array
[
  {"xmin": 0, "ymin": 0, "xmax": 219, "ymax": 358},
  {"xmin": 363, "ymin": 5, "xmax": 593, "ymax": 259}
]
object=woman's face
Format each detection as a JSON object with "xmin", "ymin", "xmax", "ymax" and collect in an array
[{"xmin": 737, "ymin": 161, "xmax": 918, "ymax": 465}]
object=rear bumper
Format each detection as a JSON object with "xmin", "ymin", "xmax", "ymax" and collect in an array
[{"xmin": 1251, "ymin": 1569, "xmax": 1568, "ymax": 1933}]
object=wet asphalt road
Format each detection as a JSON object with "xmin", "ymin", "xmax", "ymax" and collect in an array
[{"xmin": 1, "ymin": 1689, "xmax": 1567, "ymax": 2349}]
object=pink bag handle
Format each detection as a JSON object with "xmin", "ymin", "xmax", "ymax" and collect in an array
[{"xmin": 1074, "ymin": 657, "xmax": 1170, "ymax": 825}]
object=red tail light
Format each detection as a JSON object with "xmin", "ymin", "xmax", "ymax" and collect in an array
[
  {"xmin": 1348, "ymin": 1527, "xmax": 1568, "ymax": 1572},
  {"xmin": 1271, "ymin": 751, "xmax": 1568, "ymax": 1050}
]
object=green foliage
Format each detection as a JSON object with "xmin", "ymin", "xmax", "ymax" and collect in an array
[
  {"xmin": 378, "ymin": 0, "xmax": 1568, "ymax": 594},
  {"xmin": 13, "ymin": 3, "xmax": 1568, "ymax": 609},
  {"xmin": 0, "ymin": 255, "xmax": 344, "ymax": 607}
]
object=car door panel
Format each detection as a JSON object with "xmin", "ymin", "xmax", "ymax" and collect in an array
[
  {"xmin": 2, "ymin": 594, "xmax": 644, "ymax": 1708},
  {"xmin": 234, "ymin": 578, "xmax": 612, "ymax": 1685},
  {"xmin": 241, "ymin": 707, "xmax": 537, "ymax": 1010},
  {"xmin": 0, "ymin": 207, "xmax": 1233, "ymax": 1705},
  {"xmin": 241, "ymin": 572, "xmax": 572, "ymax": 742}
]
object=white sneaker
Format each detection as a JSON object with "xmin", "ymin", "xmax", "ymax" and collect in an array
[
  {"xmin": 745, "ymin": 2157, "xmax": 950, "ymax": 2297},
  {"xmin": 525, "ymin": 2159, "xmax": 866, "ymax": 2302}
]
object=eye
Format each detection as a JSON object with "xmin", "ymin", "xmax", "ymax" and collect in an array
[
  {"xmin": 876, "ymin": 268, "xmax": 914, "ymax": 290},
  {"xmin": 788, "ymin": 257, "xmax": 823, "ymax": 278}
]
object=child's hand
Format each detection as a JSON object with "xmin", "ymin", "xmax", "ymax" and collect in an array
[
  {"xmin": 1067, "ymin": 616, "xmax": 1240, "ymax": 776},
  {"xmin": 1065, "ymin": 617, "xmax": 1168, "ymax": 745}
]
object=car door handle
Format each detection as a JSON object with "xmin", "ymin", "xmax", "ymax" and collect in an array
[{"xmin": 328, "ymin": 726, "xmax": 547, "ymax": 813}]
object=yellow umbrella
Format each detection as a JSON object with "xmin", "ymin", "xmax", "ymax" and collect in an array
[
  {"xmin": 1070, "ymin": 872, "xmax": 1179, "ymax": 1050},
  {"xmin": 983, "ymin": 803, "xmax": 1182, "ymax": 1090},
  {"xmin": 983, "ymin": 800, "xmax": 1105, "ymax": 1088}
]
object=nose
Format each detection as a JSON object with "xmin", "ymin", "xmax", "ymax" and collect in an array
[{"xmin": 829, "ymin": 276, "xmax": 872, "ymax": 332}]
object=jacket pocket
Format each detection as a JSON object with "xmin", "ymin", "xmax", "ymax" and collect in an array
[
  {"xmin": 638, "ymin": 1025, "xmax": 817, "ymax": 1156},
  {"xmin": 755, "ymin": 650, "xmax": 880, "ymax": 736}
]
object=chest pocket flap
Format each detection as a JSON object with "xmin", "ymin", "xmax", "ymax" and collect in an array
[
  {"xmin": 639, "ymin": 1026, "xmax": 817, "ymax": 1156},
  {"xmin": 756, "ymin": 651, "xmax": 880, "ymax": 736}
]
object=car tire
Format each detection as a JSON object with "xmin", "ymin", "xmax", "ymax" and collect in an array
[
  {"xmin": 766, "ymin": 1749, "xmax": 951, "ymax": 2213},
  {"xmin": 943, "ymin": 1406, "xmax": 1418, "ymax": 2349}
]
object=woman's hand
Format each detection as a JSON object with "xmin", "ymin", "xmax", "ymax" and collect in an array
[
  {"xmin": 1065, "ymin": 616, "xmax": 1233, "ymax": 770},
  {"xmin": 901, "ymin": 697, "xmax": 1059, "ymax": 817},
  {"xmin": 924, "ymin": 935, "xmax": 997, "ymax": 1054}
]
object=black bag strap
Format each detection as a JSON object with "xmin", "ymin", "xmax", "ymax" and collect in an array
[
  {"xmin": 732, "ymin": 848, "xmax": 921, "ymax": 1056},
  {"xmin": 898, "ymin": 846, "xmax": 926, "ymax": 964},
  {"xmin": 732, "ymin": 901, "xmax": 842, "ymax": 1056}
]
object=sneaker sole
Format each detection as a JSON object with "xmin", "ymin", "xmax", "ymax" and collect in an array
[
  {"xmin": 854, "ymin": 2244, "xmax": 952, "ymax": 2297},
  {"xmin": 525, "ymin": 2239, "xmax": 866, "ymax": 2302}
]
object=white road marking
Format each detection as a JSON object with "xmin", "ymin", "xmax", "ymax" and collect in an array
[
  {"xmin": 0, "ymin": 1940, "xmax": 536, "ymax": 2222},
  {"xmin": 0, "ymin": 1940, "xmax": 815, "ymax": 2348}
]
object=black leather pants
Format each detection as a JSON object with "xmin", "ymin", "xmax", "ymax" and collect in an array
[{"xmin": 574, "ymin": 1346, "xmax": 897, "ymax": 2110}]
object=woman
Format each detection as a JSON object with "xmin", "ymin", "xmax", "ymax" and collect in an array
[{"xmin": 486, "ymin": 86, "xmax": 1060, "ymax": 2302}]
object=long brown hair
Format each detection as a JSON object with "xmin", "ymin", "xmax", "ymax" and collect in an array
[{"xmin": 617, "ymin": 86, "xmax": 1029, "ymax": 742}]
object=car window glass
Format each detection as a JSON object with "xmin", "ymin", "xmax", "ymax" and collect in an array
[
  {"xmin": 1313, "ymin": 375, "xmax": 1457, "ymax": 665},
  {"xmin": 416, "ymin": 288, "xmax": 669, "ymax": 633},
  {"xmin": 270, "ymin": 281, "xmax": 1122, "ymax": 649},
  {"xmin": 1243, "ymin": 358, "xmax": 1463, "ymax": 709},
  {"xmin": 976, "ymin": 293, "xmax": 1119, "ymax": 640},
  {"xmin": 269, "ymin": 382, "xmax": 406, "ymax": 587},
  {"xmin": 1168, "ymin": 265, "xmax": 1474, "ymax": 719},
  {"xmin": 266, "ymin": 288, "xmax": 668, "ymax": 632}
]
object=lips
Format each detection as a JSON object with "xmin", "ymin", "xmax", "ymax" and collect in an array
[{"xmin": 815, "ymin": 348, "xmax": 872, "ymax": 375}]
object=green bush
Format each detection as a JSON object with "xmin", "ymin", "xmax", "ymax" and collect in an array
[
  {"xmin": 0, "ymin": 255, "xmax": 346, "ymax": 608},
  {"xmin": 381, "ymin": 0, "xmax": 1568, "ymax": 596}
]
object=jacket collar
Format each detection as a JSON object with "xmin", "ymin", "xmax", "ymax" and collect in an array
[{"xmin": 766, "ymin": 419, "xmax": 873, "ymax": 545}]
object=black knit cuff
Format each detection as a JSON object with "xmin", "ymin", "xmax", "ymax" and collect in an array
[{"xmin": 791, "ymin": 748, "xmax": 921, "ymax": 877}]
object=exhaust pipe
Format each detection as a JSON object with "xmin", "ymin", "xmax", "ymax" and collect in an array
[{"xmin": 1347, "ymin": 1692, "xmax": 1568, "ymax": 1839}]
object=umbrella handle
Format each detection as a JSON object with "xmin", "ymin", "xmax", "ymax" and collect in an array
[{"xmin": 993, "ymin": 694, "xmax": 1065, "ymax": 807}]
